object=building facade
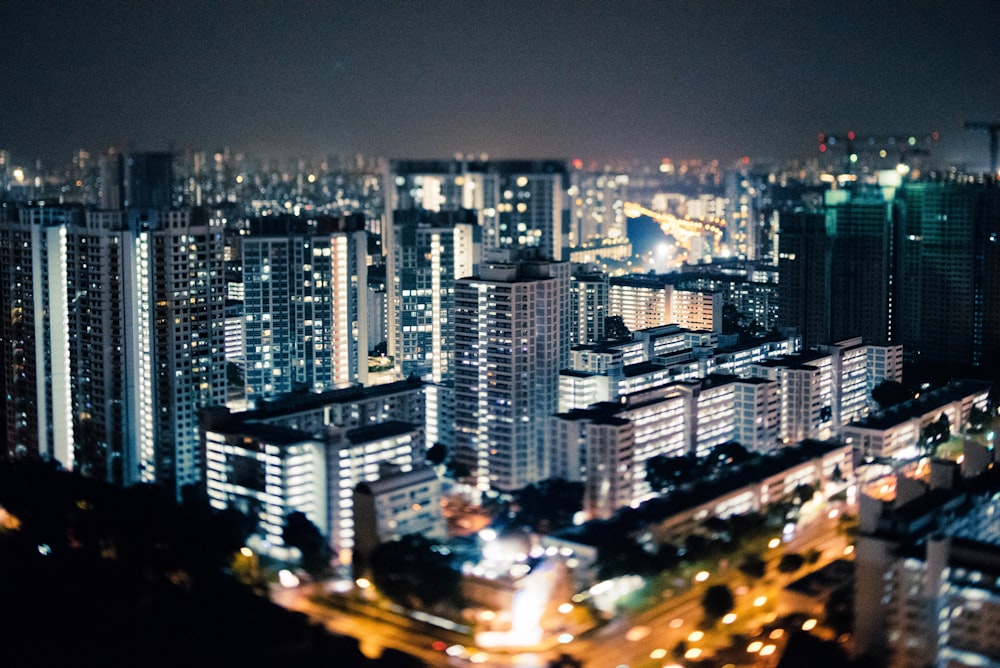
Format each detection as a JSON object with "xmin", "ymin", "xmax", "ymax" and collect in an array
[{"xmin": 454, "ymin": 252, "xmax": 570, "ymax": 491}]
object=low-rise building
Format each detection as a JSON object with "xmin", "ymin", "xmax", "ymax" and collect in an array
[{"xmin": 353, "ymin": 465, "xmax": 446, "ymax": 575}]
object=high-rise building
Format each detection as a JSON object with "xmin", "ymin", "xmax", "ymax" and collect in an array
[
  {"xmin": 389, "ymin": 159, "xmax": 567, "ymax": 261},
  {"xmin": 1, "ymin": 202, "xmax": 226, "ymax": 498},
  {"xmin": 825, "ymin": 187, "xmax": 895, "ymax": 346},
  {"xmin": 568, "ymin": 168, "xmax": 628, "ymax": 246},
  {"xmin": 385, "ymin": 209, "xmax": 479, "ymax": 382},
  {"xmin": 0, "ymin": 204, "xmax": 76, "ymax": 467},
  {"xmin": 132, "ymin": 208, "xmax": 226, "ymax": 497},
  {"xmin": 777, "ymin": 209, "xmax": 830, "ymax": 348},
  {"xmin": 66, "ymin": 209, "xmax": 135, "ymax": 484},
  {"xmin": 731, "ymin": 377, "xmax": 779, "ymax": 452},
  {"xmin": 778, "ymin": 177, "xmax": 1000, "ymax": 370},
  {"xmin": 817, "ymin": 337, "xmax": 870, "ymax": 428},
  {"xmin": 724, "ymin": 167, "xmax": 762, "ymax": 261},
  {"xmin": 570, "ymin": 269, "xmax": 609, "ymax": 346},
  {"xmin": 123, "ymin": 152, "xmax": 174, "ymax": 211},
  {"xmin": 240, "ymin": 214, "xmax": 369, "ymax": 403},
  {"xmin": 896, "ymin": 180, "xmax": 1000, "ymax": 369},
  {"xmin": 671, "ymin": 289, "xmax": 723, "ymax": 333},
  {"xmin": 453, "ymin": 250, "xmax": 570, "ymax": 491},
  {"xmin": 752, "ymin": 351, "xmax": 835, "ymax": 444},
  {"xmin": 853, "ymin": 453, "xmax": 1000, "ymax": 667},
  {"xmin": 609, "ymin": 274, "xmax": 673, "ymax": 332}
]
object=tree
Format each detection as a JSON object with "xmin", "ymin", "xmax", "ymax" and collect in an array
[
  {"xmin": 645, "ymin": 453, "xmax": 699, "ymax": 492},
  {"xmin": 426, "ymin": 442, "xmax": 447, "ymax": 466},
  {"xmin": 513, "ymin": 478, "xmax": 583, "ymax": 531},
  {"xmin": 368, "ymin": 534, "xmax": 461, "ymax": 609},
  {"xmin": 969, "ymin": 406, "xmax": 991, "ymax": 431},
  {"xmin": 597, "ymin": 538, "xmax": 659, "ymax": 579},
  {"xmin": 225, "ymin": 362, "xmax": 244, "ymax": 388},
  {"xmin": 791, "ymin": 483, "xmax": 817, "ymax": 505},
  {"xmin": 604, "ymin": 315, "xmax": 631, "ymax": 342},
  {"xmin": 922, "ymin": 413, "xmax": 951, "ymax": 450},
  {"xmin": 283, "ymin": 511, "xmax": 334, "ymax": 579},
  {"xmin": 722, "ymin": 303, "xmax": 743, "ymax": 335},
  {"xmin": 777, "ymin": 552, "xmax": 805, "ymax": 573},
  {"xmin": 548, "ymin": 653, "xmax": 584, "ymax": 668},
  {"xmin": 738, "ymin": 553, "xmax": 767, "ymax": 579},
  {"xmin": 445, "ymin": 459, "xmax": 471, "ymax": 481},
  {"xmin": 708, "ymin": 441, "xmax": 752, "ymax": 470},
  {"xmin": 871, "ymin": 381, "xmax": 913, "ymax": 409},
  {"xmin": 701, "ymin": 583, "xmax": 735, "ymax": 620}
]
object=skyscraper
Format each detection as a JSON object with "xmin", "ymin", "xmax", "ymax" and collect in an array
[
  {"xmin": 825, "ymin": 186, "xmax": 895, "ymax": 345},
  {"xmin": 131, "ymin": 207, "xmax": 226, "ymax": 497},
  {"xmin": 895, "ymin": 180, "xmax": 1000, "ymax": 369},
  {"xmin": 453, "ymin": 250, "xmax": 570, "ymax": 491},
  {"xmin": 386, "ymin": 209, "xmax": 479, "ymax": 382},
  {"xmin": 241, "ymin": 214, "xmax": 369, "ymax": 403},
  {"xmin": 569, "ymin": 269, "xmax": 609, "ymax": 345},
  {"xmin": 777, "ymin": 209, "xmax": 830, "ymax": 348},
  {"xmin": 0, "ymin": 204, "xmax": 76, "ymax": 467},
  {"xmin": 123, "ymin": 151, "xmax": 174, "ymax": 211},
  {"xmin": 389, "ymin": 158, "xmax": 567, "ymax": 261},
  {"xmin": 778, "ymin": 176, "xmax": 1000, "ymax": 370},
  {"xmin": 67, "ymin": 209, "xmax": 135, "ymax": 484}
]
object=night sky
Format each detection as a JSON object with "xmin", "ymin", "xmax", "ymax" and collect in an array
[{"xmin": 2, "ymin": 0, "xmax": 998, "ymax": 168}]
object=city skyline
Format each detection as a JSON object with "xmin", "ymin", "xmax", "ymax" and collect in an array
[{"xmin": 2, "ymin": 1, "xmax": 999, "ymax": 168}]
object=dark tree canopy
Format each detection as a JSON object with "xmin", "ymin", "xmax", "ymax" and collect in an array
[
  {"xmin": 0, "ymin": 457, "xmax": 394, "ymax": 668},
  {"xmin": 426, "ymin": 442, "xmax": 447, "ymax": 466},
  {"xmin": 871, "ymin": 380, "xmax": 914, "ymax": 409},
  {"xmin": 645, "ymin": 453, "xmax": 698, "ymax": 492},
  {"xmin": 368, "ymin": 534, "xmax": 461, "ymax": 609},
  {"xmin": 777, "ymin": 552, "xmax": 806, "ymax": 573},
  {"xmin": 738, "ymin": 553, "xmax": 767, "ymax": 579},
  {"xmin": 513, "ymin": 478, "xmax": 584, "ymax": 531},
  {"xmin": 283, "ymin": 511, "xmax": 333, "ymax": 579},
  {"xmin": 922, "ymin": 413, "xmax": 952, "ymax": 449},
  {"xmin": 604, "ymin": 315, "xmax": 632, "ymax": 342},
  {"xmin": 701, "ymin": 583, "xmax": 735, "ymax": 619}
]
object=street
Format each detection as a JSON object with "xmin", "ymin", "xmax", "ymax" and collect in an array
[{"xmin": 270, "ymin": 502, "xmax": 853, "ymax": 668}]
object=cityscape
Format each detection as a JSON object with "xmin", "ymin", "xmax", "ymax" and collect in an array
[{"xmin": 2, "ymin": 3, "xmax": 1000, "ymax": 668}]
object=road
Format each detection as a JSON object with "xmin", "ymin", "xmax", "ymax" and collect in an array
[{"xmin": 271, "ymin": 506, "xmax": 853, "ymax": 668}]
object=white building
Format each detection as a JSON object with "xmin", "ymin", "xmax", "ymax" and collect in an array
[
  {"xmin": 0, "ymin": 205, "xmax": 75, "ymax": 469},
  {"xmin": 732, "ymin": 377, "xmax": 780, "ymax": 452},
  {"xmin": 241, "ymin": 215, "xmax": 369, "ymax": 403},
  {"xmin": 203, "ymin": 420, "xmax": 326, "ymax": 548},
  {"xmin": 818, "ymin": 337, "xmax": 870, "ymax": 427},
  {"xmin": 203, "ymin": 410, "xmax": 422, "ymax": 566},
  {"xmin": 843, "ymin": 379, "xmax": 992, "ymax": 462},
  {"xmin": 866, "ymin": 343, "xmax": 904, "ymax": 392},
  {"xmin": 454, "ymin": 252, "xmax": 570, "ymax": 492},
  {"xmin": 131, "ymin": 208, "xmax": 227, "ymax": 497},
  {"xmin": 671, "ymin": 289, "xmax": 723, "ymax": 333},
  {"xmin": 353, "ymin": 465, "xmax": 446, "ymax": 573},
  {"xmin": 752, "ymin": 351, "xmax": 835, "ymax": 444},
  {"xmin": 570, "ymin": 270, "xmax": 609, "ymax": 346},
  {"xmin": 609, "ymin": 275, "xmax": 672, "ymax": 332}
]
